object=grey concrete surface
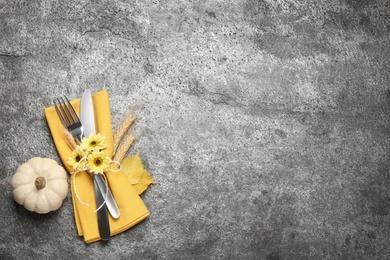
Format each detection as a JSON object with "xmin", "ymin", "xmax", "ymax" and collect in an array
[{"xmin": 1, "ymin": 0, "xmax": 390, "ymax": 259}]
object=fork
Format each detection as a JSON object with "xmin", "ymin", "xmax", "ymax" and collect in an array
[
  {"xmin": 54, "ymin": 96, "xmax": 83, "ymax": 144},
  {"xmin": 54, "ymin": 96, "xmax": 110, "ymax": 241}
]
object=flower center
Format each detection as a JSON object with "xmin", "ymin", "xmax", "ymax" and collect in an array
[
  {"xmin": 76, "ymin": 155, "xmax": 81, "ymax": 162},
  {"xmin": 90, "ymin": 141, "xmax": 97, "ymax": 146},
  {"xmin": 95, "ymin": 158, "xmax": 101, "ymax": 166}
]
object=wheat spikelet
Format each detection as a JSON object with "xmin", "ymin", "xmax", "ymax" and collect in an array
[
  {"xmin": 113, "ymin": 113, "xmax": 136, "ymax": 152},
  {"xmin": 64, "ymin": 129, "xmax": 77, "ymax": 150},
  {"xmin": 113, "ymin": 133, "xmax": 137, "ymax": 163}
]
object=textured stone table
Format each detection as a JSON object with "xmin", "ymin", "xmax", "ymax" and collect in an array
[{"xmin": 1, "ymin": 1, "xmax": 390, "ymax": 259}]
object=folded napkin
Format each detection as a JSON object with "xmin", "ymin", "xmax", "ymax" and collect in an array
[{"xmin": 44, "ymin": 90, "xmax": 149, "ymax": 243}]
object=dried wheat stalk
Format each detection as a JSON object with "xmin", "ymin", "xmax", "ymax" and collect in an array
[
  {"xmin": 113, "ymin": 112, "xmax": 137, "ymax": 152},
  {"xmin": 112, "ymin": 133, "xmax": 137, "ymax": 163},
  {"xmin": 64, "ymin": 129, "xmax": 77, "ymax": 150}
]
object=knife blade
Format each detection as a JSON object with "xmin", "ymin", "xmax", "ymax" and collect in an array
[
  {"xmin": 80, "ymin": 89, "xmax": 110, "ymax": 241},
  {"xmin": 80, "ymin": 89, "xmax": 120, "ymax": 219},
  {"xmin": 80, "ymin": 89, "xmax": 96, "ymax": 137}
]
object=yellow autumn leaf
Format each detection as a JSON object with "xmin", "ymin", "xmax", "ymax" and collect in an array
[
  {"xmin": 133, "ymin": 170, "xmax": 156, "ymax": 195},
  {"xmin": 121, "ymin": 152, "xmax": 144, "ymax": 184},
  {"xmin": 121, "ymin": 152, "xmax": 155, "ymax": 195}
]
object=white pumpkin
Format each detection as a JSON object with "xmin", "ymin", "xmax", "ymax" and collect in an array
[{"xmin": 11, "ymin": 157, "xmax": 68, "ymax": 214}]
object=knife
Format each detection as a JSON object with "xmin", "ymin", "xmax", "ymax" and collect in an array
[
  {"xmin": 79, "ymin": 89, "xmax": 110, "ymax": 241},
  {"xmin": 80, "ymin": 89, "xmax": 120, "ymax": 219}
]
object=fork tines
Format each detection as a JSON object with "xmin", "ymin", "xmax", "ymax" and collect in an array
[{"xmin": 54, "ymin": 96, "xmax": 80, "ymax": 127}]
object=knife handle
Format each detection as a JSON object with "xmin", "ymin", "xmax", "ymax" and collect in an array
[{"xmin": 93, "ymin": 175, "xmax": 110, "ymax": 241}]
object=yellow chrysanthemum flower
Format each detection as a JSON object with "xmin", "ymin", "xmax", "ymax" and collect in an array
[
  {"xmin": 67, "ymin": 146, "xmax": 87, "ymax": 170},
  {"xmin": 87, "ymin": 150, "xmax": 110, "ymax": 174},
  {"xmin": 81, "ymin": 133, "xmax": 107, "ymax": 151}
]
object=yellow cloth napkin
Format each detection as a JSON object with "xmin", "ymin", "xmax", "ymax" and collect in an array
[{"xmin": 44, "ymin": 90, "xmax": 149, "ymax": 243}]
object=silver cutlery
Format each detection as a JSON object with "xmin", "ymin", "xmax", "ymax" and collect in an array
[
  {"xmin": 54, "ymin": 95, "xmax": 121, "ymax": 218},
  {"xmin": 54, "ymin": 95, "xmax": 111, "ymax": 241}
]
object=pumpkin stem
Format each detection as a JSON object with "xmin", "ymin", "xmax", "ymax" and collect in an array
[{"xmin": 34, "ymin": 176, "xmax": 46, "ymax": 190}]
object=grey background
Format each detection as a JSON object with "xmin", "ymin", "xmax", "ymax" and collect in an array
[{"xmin": 1, "ymin": 0, "xmax": 390, "ymax": 259}]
